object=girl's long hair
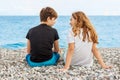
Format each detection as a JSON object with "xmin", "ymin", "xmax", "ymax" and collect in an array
[{"xmin": 72, "ymin": 11, "xmax": 98, "ymax": 43}]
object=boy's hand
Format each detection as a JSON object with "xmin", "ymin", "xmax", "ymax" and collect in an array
[
  {"xmin": 58, "ymin": 49, "xmax": 62, "ymax": 54},
  {"xmin": 58, "ymin": 48, "xmax": 64, "ymax": 54}
]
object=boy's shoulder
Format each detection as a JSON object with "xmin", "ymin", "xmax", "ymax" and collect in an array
[
  {"xmin": 51, "ymin": 27, "xmax": 57, "ymax": 31},
  {"xmin": 30, "ymin": 24, "xmax": 41, "ymax": 30},
  {"xmin": 28, "ymin": 24, "xmax": 57, "ymax": 32},
  {"xmin": 27, "ymin": 25, "xmax": 39, "ymax": 33}
]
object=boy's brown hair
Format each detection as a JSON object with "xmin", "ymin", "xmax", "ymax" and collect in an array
[{"xmin": 40, "ymin": 7, "xmax": 58, "ymax": 21}]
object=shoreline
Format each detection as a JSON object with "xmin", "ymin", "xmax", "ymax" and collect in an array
[{"xmin": 0, "ymin": 48, "xmax": 120, "ymax": 79}]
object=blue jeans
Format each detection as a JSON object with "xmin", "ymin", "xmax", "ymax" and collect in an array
[{"xmin": 26, "ymin": 52, "xmax": 60, "ymax": 67}]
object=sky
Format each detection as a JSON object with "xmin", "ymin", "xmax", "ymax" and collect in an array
[{"xmin": 0, "ymin": 0, "xmax": 120, "ymax": 16}]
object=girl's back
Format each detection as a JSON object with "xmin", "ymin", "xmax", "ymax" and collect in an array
[{"xmin": 66, "ymin": 28, "xmax": 93, "ymax": 66}]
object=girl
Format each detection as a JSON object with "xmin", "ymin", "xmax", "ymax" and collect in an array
[{"xmin": 61, "ymin": 11, "xmax": 111, "ymax": 71}]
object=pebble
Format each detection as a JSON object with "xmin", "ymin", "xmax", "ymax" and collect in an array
[{"xmin": 0, "ymin": 48, "xmax": 120, "ymax": 80}]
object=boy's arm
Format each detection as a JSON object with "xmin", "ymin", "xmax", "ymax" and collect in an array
[
  {"xmin": 63, "ymin": 43, "xmax": 74, "ymax": 70},
  {"xmin": 27, "ymin": 39, "xmax": 31, "ymax": 54},
  {"xmin": 53, "ymin": 40, "xmax": 59, "ymax": 53},
  {"xmin": 92, "ymin": 43, "xmax": 112, "ymax": 69}
]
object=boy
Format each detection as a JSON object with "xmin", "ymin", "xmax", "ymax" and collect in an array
[{"xmin": 26, "ymin": 7, "xmax": 60, "ymax": 67}]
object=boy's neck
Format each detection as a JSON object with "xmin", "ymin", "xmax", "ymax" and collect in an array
[{"xmin": 41, "ymin": 22, "xmax": 51, "ymax": 27}]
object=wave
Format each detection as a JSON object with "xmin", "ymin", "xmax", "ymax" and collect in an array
[{"xmin": 0, "ymin": 42, "xmax": 26, "ymax": 50}]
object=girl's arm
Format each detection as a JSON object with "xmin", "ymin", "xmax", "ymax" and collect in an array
[
  {"xmin": 27, "ymin": 39, "xmax": 31, "ymax": 54},
  {"xmin": 53, "ymin": 40, "xmax": 59, "ymax": 53},
  {"xmin": 63, "ymin": 43, "xmax": 75, "ymax": 70},
  {"xmin": 92, "ymin": 43, "xmax": 112, "ymax": 69}
]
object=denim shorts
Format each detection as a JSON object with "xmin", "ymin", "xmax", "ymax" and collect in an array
[{"xmin": 26, "ymin": 52, "xmax": 60, "ymax": 67}]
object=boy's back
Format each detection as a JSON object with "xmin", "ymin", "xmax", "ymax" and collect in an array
[
  {"xmin": 26, "ymin": 24, "xmax": 59, "ymax": 62},
  {"xmin": 26, "ymin": 7, "xmax": 60, "ymax": 67}
]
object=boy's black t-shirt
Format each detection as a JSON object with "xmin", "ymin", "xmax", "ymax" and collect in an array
[{"xmin": 26, "ymin": 24, "xmax": 59, "ymax": 62}]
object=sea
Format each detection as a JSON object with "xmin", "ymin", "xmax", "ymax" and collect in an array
[{"xmin": 0, "ymin": 16, "xmax": 120, "ymax": 49}]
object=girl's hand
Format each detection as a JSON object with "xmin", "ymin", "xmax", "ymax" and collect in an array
[
  {"xmin": 58, "ymin": 68, "xmax": 68, "ymax": 72},
  {"xmin": 101, "ymin": 64, "xmax": 112, "ymax": 69}
]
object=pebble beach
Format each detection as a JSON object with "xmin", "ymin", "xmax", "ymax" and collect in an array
[{"xmin": 0, "ymin": 48, "xmax": 120, "ymax": 80}]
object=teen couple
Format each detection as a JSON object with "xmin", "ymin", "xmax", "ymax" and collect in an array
[{"xmin": 26, "ymin": 7, "xmax": 112, "ymax": 72}]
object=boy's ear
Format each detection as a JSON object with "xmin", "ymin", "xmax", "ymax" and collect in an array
[{"xmin": 47, "ymin": 17, "xmax": 51, "ymax": 21}]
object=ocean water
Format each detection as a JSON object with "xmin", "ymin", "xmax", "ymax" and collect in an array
[{"xmin": 0, "ymin": 16, "xmax": 120, "ymax": 49}]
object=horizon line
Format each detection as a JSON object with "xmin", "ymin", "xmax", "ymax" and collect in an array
[{"xmin": 0, "ymin": 14, "xmax": 120, "ymax": 16}]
